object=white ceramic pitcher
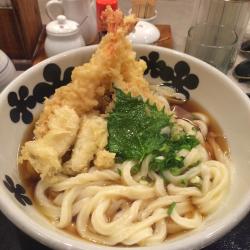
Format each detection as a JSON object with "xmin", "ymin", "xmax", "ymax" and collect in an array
[{"xmin": 46, "ymin": 0, "xmax": 98, "ymax": 45}]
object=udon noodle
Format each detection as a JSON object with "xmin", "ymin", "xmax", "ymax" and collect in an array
[{"xmin": 18, "ymin": 7, "xmax": 230, "ymax": 247}]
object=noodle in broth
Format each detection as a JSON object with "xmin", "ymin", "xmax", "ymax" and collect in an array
[{"xmin": 19, "ymin": 100, "xmax": 230, "ymax": 246}]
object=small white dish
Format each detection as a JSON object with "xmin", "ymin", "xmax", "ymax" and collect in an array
[{"xmin": 127, "ymin": 21, "xmax": 160, "ymax": 44}]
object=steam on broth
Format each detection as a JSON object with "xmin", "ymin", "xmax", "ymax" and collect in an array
[{"xmin": 18, "ymin": 7, "xmax": 230, "ymax": 247}]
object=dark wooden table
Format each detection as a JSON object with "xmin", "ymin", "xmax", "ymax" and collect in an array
[{"xmin": 1, "ymin": 211, "xmax": 249, "ymax": 250}]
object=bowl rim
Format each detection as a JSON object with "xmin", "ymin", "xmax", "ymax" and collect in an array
[{"xmin": 0, "ymin": 44, "xmax": 250, "ymax": 250}]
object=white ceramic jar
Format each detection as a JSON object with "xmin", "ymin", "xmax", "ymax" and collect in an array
[
  {"xmin": 45, "ymin": 15, "xmax": 85, "ymax": 57},
  {"xmin": 0, "ymin": 50, "xmax": 16, "ymax": 91}
]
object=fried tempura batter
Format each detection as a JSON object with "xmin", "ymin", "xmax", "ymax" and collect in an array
[
  {"xmin": 20, "ymin": 7, "xmax": 171, "ymax": 179},
  {"xmin": 19, "ymin": 106, "xmax": 80, "ymax": 178},
  {"xmin": 63, "ymin": 115, "xmax": 114, "ymax": 174},
  {"xmin": 34, "ymin": 6, "xmax": 169, "ymax": 139}
]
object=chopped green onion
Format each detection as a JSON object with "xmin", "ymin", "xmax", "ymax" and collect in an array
[
  {"xmin": 130, "ymin": 163, "xmax": 140, "ymax": 175},
  {"xmin": 190, "ymin": 183, "xmax": 202, "ymax": 189},
  {"xmin": 159, "ymin": 144, "xmax": 170, "ymax": 153},
  {"xmin": 169, "ymin": 167, "xmax": 182, "ymax": 176},
  {"xmin": 155, "ymin": 156, "xmax": 165, "ymax": 161},
  {"xmin": 188, "ymin": 160, "xmax": 201, "ymax": 168},
  {"xmin": 180, "ymin": 178, "xmax": 188, "ymax": 187},
  {"xmin": 149, "ymin": 157, "xmax": 165, "ymax": 172},
  {"xmin": 117, "ymin": 168, "xmax": 122, "ymax": 176},
  {"xmin": 167, "ymin": 202, "xmax": 176, "ymax": 216}
]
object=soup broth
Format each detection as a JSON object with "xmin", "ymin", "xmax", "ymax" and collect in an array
[{"xmin": 180, "ymin": 99, "xmax": 229, "ymax": 154}]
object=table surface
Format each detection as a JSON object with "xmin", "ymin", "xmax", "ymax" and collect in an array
[{"xmin": 1, "ymin": 0, "xmax": 250, "ymax": 249}]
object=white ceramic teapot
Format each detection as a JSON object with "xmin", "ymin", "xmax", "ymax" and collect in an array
[
  {"xmin": 46, "ymin": 0, "xmax": 98, "ymax": 45},
  {"xmin": 44, "ymin": 15, "xmax": 85, "ymax": 57}
]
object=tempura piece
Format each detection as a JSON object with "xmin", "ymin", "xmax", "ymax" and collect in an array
[
  {"xmin": 34, "ymin": 6, "xmax": 169, "ymax": 139},
  {"xmin": 19, "ymin": 106, "xmax": 80, "ymax": 178},
  {"xmin": 20, "ymin": 7, "xmax": 171, "ymax": 180},
  {"xmin": 94, "ymin": 150, "xmax": 116, "ymax": 169},
  {"xmin": 63, "ymin": 114, "xmax": 114, "ymax": 174}
]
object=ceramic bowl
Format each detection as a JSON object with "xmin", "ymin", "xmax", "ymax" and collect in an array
[{"xmin": 0, "ymin": 45, "xmax": 250, "ymax": 250}]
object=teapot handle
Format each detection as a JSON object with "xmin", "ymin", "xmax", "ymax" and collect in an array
[{"xmin": 46, "ymin": 0, "xmax": 64, "ymax": 20}]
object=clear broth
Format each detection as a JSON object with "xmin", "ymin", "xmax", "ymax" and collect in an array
[{"xmin": 180, "ymin": 99, "xmax": 229, "ymax": 156}]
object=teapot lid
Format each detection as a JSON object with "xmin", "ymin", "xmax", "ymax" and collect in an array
[{"xmin": 46, "ymin": 15, "xmax": 79, "ymax": 36}]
